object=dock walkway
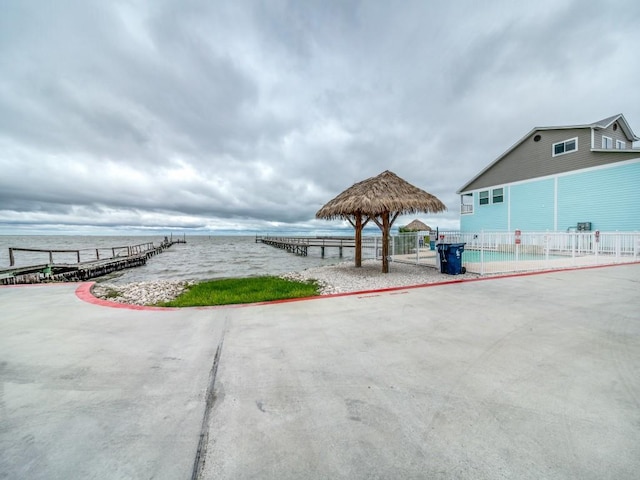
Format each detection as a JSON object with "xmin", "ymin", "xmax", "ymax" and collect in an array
[
  {"xmin": 0, "ymin": 238, "xmax": 186, "ymax": 285},
  {"xmin": 256, "ymin": 235, "xmax": 357, "ymax": 257}
]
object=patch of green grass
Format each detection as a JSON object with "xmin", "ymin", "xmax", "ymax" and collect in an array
[
  {"xmin": 103, "ymin": 288, "xmax": 121, "ymax": 299},
  {"xmin": 158, "ymin": 276, "xmax": 320, "ymax": 307}
]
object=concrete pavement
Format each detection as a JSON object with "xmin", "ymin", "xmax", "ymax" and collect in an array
[
  {"xmin": 0, "ymin": 283, "xmax": 226, "ymax": 480},
  {"xmin": 1, "ymin": 264, "xmax": 639, "ymax": 479},
  {"xmin": 202, "ymin": 264, "xmax": 640, "ymax": 479}
]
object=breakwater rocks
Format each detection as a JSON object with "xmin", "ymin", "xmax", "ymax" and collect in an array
[{"xmin": 92, "ymin": 280, "xmax": 191, "ymax": 306}]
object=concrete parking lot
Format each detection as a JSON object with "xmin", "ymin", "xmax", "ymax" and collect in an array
[
  {"xmin": 202, "ymin": 264, "xmax": 640, "ymax": 479},
  {"xmin": 1, "ymin": 264, "xmax": 639, "ymax": 479},
  {"xmin": 0, "ymin": 284, "xmax": 225, "ymax": 479}
]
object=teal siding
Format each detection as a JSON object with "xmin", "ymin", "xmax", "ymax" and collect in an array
[
  {"xmin": 509, "ymin": 179, "xmax": 555, "ymax": 231},
  {"xmin": 460, "ymin": 188, "xmax": 508, "ymax": 231},
  {"xmin": 557, "ymin": 162, "xmax": 640, "ymax": 231},
  {"xmin": 460, "ymin": 160, "xmax": 640, "ymax": 232}
]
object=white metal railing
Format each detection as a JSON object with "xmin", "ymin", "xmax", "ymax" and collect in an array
[
  {"xmin": 460, "ymin": 204, "xmax": 473, "ymax": 214},
  {"xmin": 390, "ymin": 230, "xmax": 640, "ymax": 275}
]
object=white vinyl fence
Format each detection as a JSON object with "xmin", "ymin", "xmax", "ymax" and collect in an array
[{"xmin": 387, "ymin": 230, "xmax": 640, "ymax": 275}]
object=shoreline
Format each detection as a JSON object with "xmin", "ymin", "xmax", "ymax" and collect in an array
[{"xmin": 91, "ymin": 260, "xmax": 479, "ymax": 306}]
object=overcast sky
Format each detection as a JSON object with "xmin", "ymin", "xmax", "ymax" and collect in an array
[{"xmin": 1, "ymin": 0, "xmax": 639, "ymax": 235}]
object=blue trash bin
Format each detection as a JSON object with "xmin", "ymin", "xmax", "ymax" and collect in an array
[{"xmin": 437, "ymin": 243, "xmax": 466, "ymax": 275}]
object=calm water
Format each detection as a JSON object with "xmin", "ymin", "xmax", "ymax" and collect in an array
[{"xmin": 0, "ymin": 235, "xmax": 357, "ymax": 285}]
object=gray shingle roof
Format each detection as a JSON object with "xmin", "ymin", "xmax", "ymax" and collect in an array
[
  {"xmin": 456, "ymin": 113, "xmax": 639, "ymax": 194},
  {"xmin": 591, "ymin": 114, "xmax": 623, "ymax": 129}
]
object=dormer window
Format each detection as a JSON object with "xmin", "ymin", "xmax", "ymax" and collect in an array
[
  {"xmin": 552, "ymin": 137, "xmax": 577, "ymax": 157},
  {"xmin": 602, "ymin": 136, "xmax": 613, "ymax": 149}
]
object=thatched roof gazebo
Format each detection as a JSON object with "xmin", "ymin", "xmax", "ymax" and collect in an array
[
  {"xmin": 403, "ymin": 219, "xmax": 432, "ymax": 232},
  {"xmin": 316, "ymin": 170, "xmax": 447, "ymax": 273}
]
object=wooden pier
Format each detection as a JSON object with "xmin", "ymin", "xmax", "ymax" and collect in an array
[
  {"xmin": 256, "ymin": 235, "xmax": 357, "ymax": 257},
  {"xmin": 0, "ymin": 237, "xmax": 186, "ymax": 285}
]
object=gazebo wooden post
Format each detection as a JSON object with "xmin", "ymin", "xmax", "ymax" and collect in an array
[
  {"xmin": 348, "ymin": 212, "xmax": 369, "ymax": 268},
  {"xmin": 355, "ymin": 215, "xmax": 363, "ymax": 267},
  {"xmin": 381, "ymin": 213, "xmax": 390, "ymax": 273},
  {"xmin": 378, "ymin": 211, "xmax": 399, "ymax": 273}
]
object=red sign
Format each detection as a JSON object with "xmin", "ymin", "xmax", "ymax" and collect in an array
[
  {"xmin": 595, "ymin": 230, "xmax": 600, "ymax": 243},
  {"xmin": 515, "ymin": 229, "xmax": 521, "ymax": 245}
]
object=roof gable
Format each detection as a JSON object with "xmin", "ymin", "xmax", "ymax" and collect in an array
[
  {"xmin": 591, "ymin": 113, "xmax": 638, "ymax": 142},
  {"xmin": 457, "ymin": 114, "xmax": 639, "ymax": 193}
]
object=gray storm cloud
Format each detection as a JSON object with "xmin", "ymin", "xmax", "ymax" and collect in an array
[{"xmin": 1, "ymin": 0, "xmax": 639, "ymax": 234}]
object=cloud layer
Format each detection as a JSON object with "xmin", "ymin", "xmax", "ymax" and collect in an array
[{"xmin": 1, "ymin": 0, "xmax": 639, "ymax": 234}]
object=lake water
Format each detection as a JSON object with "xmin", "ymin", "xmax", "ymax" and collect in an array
[{"xmin": 0, "ymin": 235, "xmax": 358, "ymax": 285}]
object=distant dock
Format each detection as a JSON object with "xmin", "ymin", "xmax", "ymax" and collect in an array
[
  {"xmin": 0, "ymin": 236, "xmax": 186, "ymax": 285},
  {"xmin": 256, "ymin": 235, "xmax": 357, "ymax": 257}
]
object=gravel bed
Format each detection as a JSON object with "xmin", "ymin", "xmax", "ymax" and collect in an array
[
  {"xmin": 91, "ymin": 280, "xmax": 192, "ymax": 306},
  {"xmin": 281, "ymin": 259, "xmax": 479, "ymax": 294},
  {"xmin": 91, "ymin": 260, "xmax": 479, "ymax": 305}
]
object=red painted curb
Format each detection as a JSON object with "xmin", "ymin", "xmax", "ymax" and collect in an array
[
  {"xmin": 71, "ymin": 261, "xmax": 640, "ymax": 311},
  {"xmin": 74, "ymin": 282, "xmax": 177, "ymax": 311}
]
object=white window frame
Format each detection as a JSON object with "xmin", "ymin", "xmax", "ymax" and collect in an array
[
  {"xmin": 552, "ymin": 137, "xmax": 578, "ymax": 157},
  {"xmin": 479, "ymin": 190, "xmax": 489, "ymax": 206},
  {"xmin": 616, "ymin": 139, "xmax": 626, "ymax": 149},
  {"xmin": 492, "ymin": 187, "xmax": 504, "ymax": 204},
  {"xmin": 602, "ymin": 136, "xmax": 613, "ymax": 149}
]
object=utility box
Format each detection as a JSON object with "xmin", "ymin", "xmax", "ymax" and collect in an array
[{"xmin": 577, "ymin": 222, "xmax": 592, "ymax": 231}]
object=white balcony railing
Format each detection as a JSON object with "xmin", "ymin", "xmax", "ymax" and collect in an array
[{"xmin": 460, "ymin": 204, "xmax": 473, "ymax": 214}]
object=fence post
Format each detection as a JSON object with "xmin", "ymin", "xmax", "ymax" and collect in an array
[
  {"xmin": 544, "ymin": 234, "xmax": 549, "ymax": 261},
  {"xmin": 480, "ymin": 231, "xmax": 485, "ymax": 276},
  {"xmin": 391, "ymin": 236, "xmax": 395, "ymax": 263}
]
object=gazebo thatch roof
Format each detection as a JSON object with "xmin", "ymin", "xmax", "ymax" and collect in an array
[
  {"xmin": 315, "ymin": 170, "xmax": 447, "ymax": 219},
  {"xmin": 404, "ymin": 219, "xmax": 432, "ymax": 232},
  {"xmin": 316, "ymin": 170, "xmax": 447, "ymax": 273}
]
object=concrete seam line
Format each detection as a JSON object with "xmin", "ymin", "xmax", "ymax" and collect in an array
[{"xmin": 191, "ymin": 335, "xmax": 225, "ymax": 480}]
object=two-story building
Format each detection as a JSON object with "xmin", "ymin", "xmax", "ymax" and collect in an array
[{"xmin": 457, "ymin": 114, "xmax": 640, "ymax": 232}]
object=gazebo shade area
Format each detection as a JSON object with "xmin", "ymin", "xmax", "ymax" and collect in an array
[
  {"xmin": 402, "ymin": 219, "xmax": 432, "ymax": 232},
  {"xmin": 316, "ymin": 170, "xmax": 446, "ymax": 273}
]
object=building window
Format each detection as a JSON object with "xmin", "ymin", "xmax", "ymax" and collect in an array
[
  {"xmin": 492, "ymin": 188, "xmax": 504, "ymax": 203},
  {"xmin": 479, "ymin": 190, "xmax": 489, "ymax": 205},
  {"xmin": 602, "ymin": 136, "xmax": 613, "ymax": 149},
  {"xmin": 616, "ymin": 139, "xmax": 626, "ymax": 149},
  {"xmin": 552, "ymin": 137, "xmax": 578, "ymax": 156}
]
